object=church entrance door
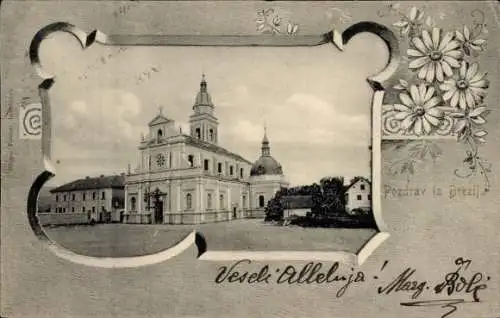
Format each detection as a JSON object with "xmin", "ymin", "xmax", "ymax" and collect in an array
[
  {"xmin": 233, "ymin": 207, "xmax": 237, "ymax": 219},
  {"xmin": 154, "ymin": 201, "xmax": 163, "ymax": 224}
]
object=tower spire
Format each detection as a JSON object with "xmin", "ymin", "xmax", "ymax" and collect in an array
[
  {"xmin": 261, "ymin": 124, "xmax": 270, "ymax": 156},
  {"xmin": 200, "ymin": 73, "xmax": 207, "ymax": 92}
]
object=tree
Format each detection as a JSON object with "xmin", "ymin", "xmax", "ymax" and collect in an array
[{"xmin": 319, "ymin": 176, "xmax": 346, "ymax": 214}]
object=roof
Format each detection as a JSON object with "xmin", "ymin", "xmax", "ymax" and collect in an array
[
  {"xmin": 149, "ymin": 114, "xmax": 173, "ymax": 126},
  {"xmin": 344, "ymin": 177, "xmax": 371, "ymax": 191},
  {"xmin": 184, "ymin": 135, "xmax": 252, "ymax": 164},
  {"xmin": 50, "ymin": 174, "xmax": 125, "ymax": 193},
  {"xmin": 281, "ymin": 195, "xmax": 314, "ymax": 209},
  {"xmin": 250, "ymin": 155, "xmax": 283, "ymax": 176}
]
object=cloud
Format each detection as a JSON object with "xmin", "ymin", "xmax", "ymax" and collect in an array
[{"xmin": 228, "ymin": 93, "xmax": 370, "ymax": 147}]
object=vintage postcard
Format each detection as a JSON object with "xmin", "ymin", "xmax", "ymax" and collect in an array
[{"xmin": 1, "ymin": 1, "xmax": 499, "ymax": 317}]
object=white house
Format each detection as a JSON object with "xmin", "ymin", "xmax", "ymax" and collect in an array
[{"xmin": 344, "ymin": 177, "xmax": 371, "ymax": 215}]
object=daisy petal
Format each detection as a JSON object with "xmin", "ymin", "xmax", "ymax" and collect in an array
[
  {"xmin": 445, "ymin": 50, "xmax": 463, "ymax": 59},
  {"xmin": 432, "ymin": 27, "xmax": 441, "ymax": 49},
  {"xmin": 410, "ymin": 7, "xmax": 418, "ymax": 20},
  {"xmin": 424, "ymin": 96, "xmax": 441, "ymax": 108},
  {"xmin": 424, "ymin": 113, "xmax": 441, "ymax": 126},
  {"xmin": 426, "ymin": 107, "xmax": 444, "ymax": 118},
  {"xmin": 394, "ymin": 111, "xmax": 412, "ymax": 120},
  {"xmin": 424, "ymin": 86, "xmax": 435, "ymax": 102},
  {"xmin": 422, "ymin": 116, "xmax": 433, "ymax": 133},
  {"xmin": 401, "ymin": 114, "xmax": 416, "ymax": 130},
  {"xmin": 407, "ymin": 48, "xmax": 425, "ymax": 57},
  {"xmin": 459, "ymin": 62, "xmax": 467, "ymax": 78},
  {"xmin": 410, "ymin": 85, "xmax": 421, "ymax": 105},
  {"xmin": 409, "ymin": 56, "xmax": 430, "ymax": 69},
  {"xmin": 422, "ymin": 30, "xmax": 433, "ymax": 49},
  {"xmin": 458, "ymin": 91, "xmax": 467, "ymax": 109},
  {"xmin": 469, "ymin": 72, "xmax": 486, "ymax": 84},
  {"xmin": 455, "ymin": 30, "xmax": 465, "ymax": 42},
  {"xmin": 418, "ymin": 84, "xmax": 427, "ymax": 102},
  {"xmin": 412, "ymin": 37, "xmax": 429, "ymax": 54},
  {"xmin": 441, "ymin": 60, "xmax": 454, "ymax": 76},
  {"xmin": 450, "ymin": 91, "xmax": 460, "ymax": 107},
  {"xmin": 435, "ymin": 62, "xmax": 444, "ymax": 82},
  {"xmin": 418, "ymin": 63, "xmax": 428, "ymax": 80},
  {"xmin": 443, "ymin": 56, "xmax": 460, "ymax": 68},
  {"xmin": 399, "ymin": 93, "xmax": 415, "ymax": 107},
  {"xmin": 394, "ymin": 104, "xmax": 412, "ymax": 112},
  {"xmin": 442, "ymin": 40, "xmax": 461, "ymax": 53},
  {"xmin": 414, "ymin": 117, "xmax": 423, "ymax": 135},
  {"xmin": 466, "ymin": 63, "xmax": 479, "ymax": 81},
  {"xmin": 470, "ymin": 79, "xmax": 489, "ymax": 89},
  {"xmin": 438, "ymin": 32, "xmax": 454, "ymax": 51},
  {"xmin": 465, "ymin": 90, "xmax": 475, "ymax": 108},
  {"xmin": 442, "ymin": 89, "xmax": 456, "ymax": 101},
  {"xmin": 464, "ymin": 25, "xmax": 470, "ymax": 40},
  {"xmin": 426, "ymin": 63, "xmax": 436, "ymax": 83}
]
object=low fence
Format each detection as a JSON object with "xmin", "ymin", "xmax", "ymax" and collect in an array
[{"xmin": 38, "ymin": 213, "xmax": 89, "ymax": 226}]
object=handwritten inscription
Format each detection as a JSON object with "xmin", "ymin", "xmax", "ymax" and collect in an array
[
  {"xmin": 384, "ymin": 184, "xmax": 483, "ymax": 199},
  {"xmin": 214, "ymin": 257, "xmax": 491, "ymax": 318},
  {"xmin": 215, "ymin": 260, "xmax": 365, "ymax": 297}
]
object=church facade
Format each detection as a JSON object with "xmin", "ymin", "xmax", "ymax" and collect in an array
[{"xmin": 123, "ymin": 75, "xmax": 289, "ymax": 224}]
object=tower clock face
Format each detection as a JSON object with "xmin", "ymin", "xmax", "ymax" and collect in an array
[{"xmin": 156, "ymin": 154, "xmax": 166, "ymax": 167}]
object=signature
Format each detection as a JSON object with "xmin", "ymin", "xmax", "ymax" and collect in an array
[{"xmin": 380, "ymin": 257, "xmax": 491, "ymax": 318}]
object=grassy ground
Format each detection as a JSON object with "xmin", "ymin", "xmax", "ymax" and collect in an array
[{"xmin": 43, "ymin": 219, "xmax": 377, "ymax": 257}]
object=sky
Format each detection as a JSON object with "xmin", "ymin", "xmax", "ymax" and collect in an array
[{"xmin": 40, "ymin": 31, "xmax": 388, "ymax": 187}]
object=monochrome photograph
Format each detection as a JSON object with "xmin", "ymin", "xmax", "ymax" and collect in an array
[{"xmin": 35, "ymin": 31, "xmax": 388, "ymax": 256}]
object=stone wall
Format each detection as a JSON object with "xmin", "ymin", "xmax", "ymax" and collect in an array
[{"xmin": 38, "ymin": 213, "xmax": 89, "ymax": 226}]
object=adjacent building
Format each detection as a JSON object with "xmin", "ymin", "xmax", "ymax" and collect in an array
[
  {"xmin": 281, "ymin": 195, "xmax": 313, "ymax": 218},
  {"xmin": 39, "ymin": 174, "xmax": 125, "ymax": 225},
  {"xmin": 344, "ymin": 177, "xmax": 371, "ymax": 215},
  {"xmin": 124, "ymin": 75, "xmax": 289, "ymax": 224}
]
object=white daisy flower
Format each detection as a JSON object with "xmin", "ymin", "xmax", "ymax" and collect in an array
[
  {"xmin": 393, "ymin": 84, "xmax": 446, "ymax": 135},
  {"xmin": 440, "ymin": 61, "xmax": 489, "ymax": 109},
  {"xmin": 407, "ymin": 27, "xmax": 463, "ymax": 83}
]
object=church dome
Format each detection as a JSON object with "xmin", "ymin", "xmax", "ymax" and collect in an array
[
  {"xmin": 250, "ymin": 156, "xmax": 283, "ymax": 176},
  {"xmin": 250, "ymin": 128, "xmax": 284, "ymax": 176}
]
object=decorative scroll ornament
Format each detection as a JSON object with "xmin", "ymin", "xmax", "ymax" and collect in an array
[
  {"xmin": 385, "ymin": 5, "xmax": 491, "ymax": 191},
  {"xmin": 256, "ymin": 8, "xmax": 299, "ymax": 35},
  {"xmin": 20, "ymin": 102, "xmax": 42, "ymax": 140}
]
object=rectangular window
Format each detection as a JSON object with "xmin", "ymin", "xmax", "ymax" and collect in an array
[
  {"xmin": 92, "ymin": 207, "xmax": 95, "ymax": 212},
  {"xmin": 218, "ymin": 163, "xmax": 222, "ymax": 173},
  {"xmin": 82, "ymin": 207, "xmax": 85, "ymax": 213},
  {"xmin": 82, "ymin": 193, "xmax": 86, "ymax": 201},
  {"xmin": 368, "ymin": 194, "xmax": 372, "ymax": 200},
  {"xmin": 63, "ymin": 195, "xmax": 67, "ymax": 201},
  {"xmin": 360, "ymin": 184, "xmax": 365, "ymax": 190},
  {"xmin": 357, "ymin": 195, "xmax": 362, "ymax": 200},
  {"xmin": 101, "ymin": 191, "xmax": 105, "ymax": 200},
  {"xmin": 71, "ymin": 207, "xmax": 75, "ymax": 213},
  {"xmin": 56, "ymin": 195, "xmax": 59, "ymax": 202},
  {"xmin": 72, "ymin": 193, "xmax": 75, "ymax": 201},
  {"xmin": 63, "ymin": 208, "xmax": 66, "ymax": 213},
  {"xmin": 230, "ymin": 166, "xmax": 234, "ymax": 175},
  {"xmin": 204, "ymin": 159, "xmax": 209, "ymax": 171},
  {"xmin": 92, "ymin": 192, "xmax": 96, "ymax": 200},
  {"xmin": 240, "ymin": 168, "xmax": 244, "ymax": 178}
]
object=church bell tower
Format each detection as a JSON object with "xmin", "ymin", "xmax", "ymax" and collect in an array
[{"xmin": 189, "ymin": 74, "xmax": 219, "ymax": 144}]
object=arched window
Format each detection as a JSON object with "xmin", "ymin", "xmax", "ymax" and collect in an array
[
  {"xmin": 195, "ymin": 128, "xmax": 201, "ymax": 139},
  {"xmin": 188, "ymin": 155, "xmax": 194, "ymax": 167},
  {"xmin": 259, "ymin": 195, "xmax": 265, "ymax": 208},
  {"xmin": 220, "ymin": 194, "xmax": 224, "ymax": 210},
  {"xmin": 209, "ymin": 129, "xmax": 214, "ymax": 141},
  {"xmin": 207, "ymin": 193, "xmax": 212, "ymax": 209},
  {"xmin": 186, "ymin": 193, "xmax": 192, "ymax": 210},
  {"xmin": 131, "ymin": 197, "xmax": 136, "ymax": 211},
  {"xmin": 242, "ymin": 195, "xmax": 246, "ymax": 209},
  {"xmin": 92, "ymin": 192, "xmax": 96, "ymax": 200},
  {"xmin": 158, "ymin": 129, "xmax": 163, "ymax": 138}
]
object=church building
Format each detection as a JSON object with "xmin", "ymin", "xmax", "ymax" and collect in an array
[{"xmin": 123, "ymin": 75, "xmax": 289, "ymax": 224}]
